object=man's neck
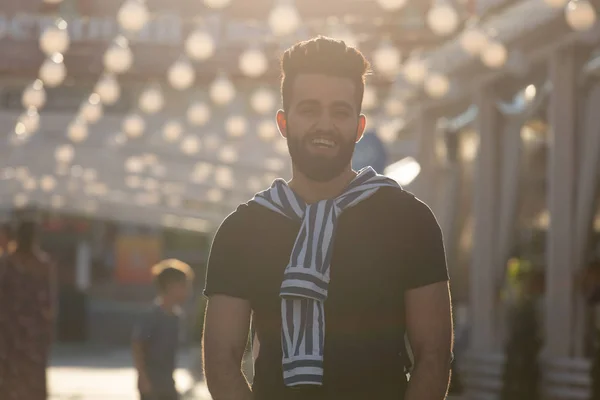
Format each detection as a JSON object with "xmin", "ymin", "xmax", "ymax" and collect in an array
[{"xmin": 288, "ymin": 166, "xmax": 357, "ymax": 204}]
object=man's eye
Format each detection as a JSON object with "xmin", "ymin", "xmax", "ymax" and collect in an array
[{"xmin": 333, "ymin": 110, "xmax": 350, "ymax": 118}]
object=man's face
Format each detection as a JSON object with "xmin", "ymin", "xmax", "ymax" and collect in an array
[
  {"xmin": 278, "ymin": 74, "xmax": 366, "ymax": 182},
  {"xmin": 166, "ymin": 280, "xmax": 190, "ymax": 305}
]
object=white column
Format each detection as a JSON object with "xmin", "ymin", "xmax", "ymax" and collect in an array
[
  {"xmin": 75, "ymin": 241, "xmax": 91, "ymax": 292},
  {"xmin": 470, "ymin": 85, "xmax": 501, "ymax": 352},
  {"xmin": 572, "ymin": 83, "xmax": 600, "ymax": 356},
  {"xmin": 544, "ymin": 48, "xmax": 579, "ymax": 359},
  {"xmin": 414, "ymin": 108, "xmax": 439, "ymax": 208}
]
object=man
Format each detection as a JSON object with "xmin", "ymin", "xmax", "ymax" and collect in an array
[
  {"xmin": 203, "ymin": 36, "xmax": 453, "ymax": 400},
  {"xmin": 0, "ymin": 223, "xmax": 13, "ymax": 256},
  {"xmin": 132, "ymin": 259, "xmax": 195, "ymax": 400}
]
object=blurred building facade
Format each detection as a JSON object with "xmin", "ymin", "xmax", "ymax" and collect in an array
[{"xmin": 399, "ymin": 0, "xmax": 600, "ymax": 397}]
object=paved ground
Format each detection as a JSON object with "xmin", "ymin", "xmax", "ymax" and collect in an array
[
  {"xmin": 48, "ymin": 344, "xmax": 462, "ymax": 399},
  {"xmin": 48, "ymin": 345, "xmax": 210, "ymax": 400}
]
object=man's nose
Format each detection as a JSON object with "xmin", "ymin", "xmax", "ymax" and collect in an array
[{"xmin": 314, "ymin": 112, "xmax": 335, "ymax": 131}]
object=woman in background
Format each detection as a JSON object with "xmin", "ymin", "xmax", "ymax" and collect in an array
[{"xmin": 0, "ymin": 216, "xmax": 57, "ymax": 400}]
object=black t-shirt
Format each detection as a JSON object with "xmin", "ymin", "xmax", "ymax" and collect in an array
[{"xmin": 204, "ymin": 187, "xmax": 449, "ymax": 400}]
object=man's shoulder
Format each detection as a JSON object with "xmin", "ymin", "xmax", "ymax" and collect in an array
[
  {"xmin": 373, "ymin": 186, "xmax": 438, "ymax": 223},
  {"xmin": 217, "ymin": 199, "xmax": 275, "ymax": 230}
]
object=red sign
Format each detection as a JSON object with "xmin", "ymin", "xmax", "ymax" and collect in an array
[{"xmin": 114, "ymin": 234, "xmax": 163, "ymax": 284}]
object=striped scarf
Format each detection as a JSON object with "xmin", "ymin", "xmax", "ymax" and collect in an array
[{"xmin": 251, "ymin": 167, "xmax": 400, "ymax": 386}]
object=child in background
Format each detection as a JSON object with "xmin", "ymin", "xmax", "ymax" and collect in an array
[{"xmin": 132, "ymin": 259, "xmax": 194, "ymax": 400}]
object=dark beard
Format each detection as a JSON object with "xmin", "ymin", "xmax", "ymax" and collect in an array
[{"xmin": 286, "ymin": 129, "xmax": 356, "ymax": 182}]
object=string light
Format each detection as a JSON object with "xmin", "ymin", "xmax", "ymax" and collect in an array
[
  {"xmin": 565, "ymin": 0, "xmax": 597, "ymax": 31},
  {"xmin": 168, "ymin": 58, "xmax": 195, "ymax": 90},
  {"xmin": 39, "ymin": 19, "xmax": 70, "ymax": 56},
  {"xmin": 39, "ymin": 53, "xmax": 67, "ymax": 87},
  {"xmin": 427, "ymin": 1, "xmax": 459, "ymax": 36},
  {"xmin": 117, "ymin": 0, "xmax": 149, "ymax": 33}
]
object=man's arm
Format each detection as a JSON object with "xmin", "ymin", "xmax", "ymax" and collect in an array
[
  {"xmin": 131, "ymin": 339, "xmax": 152, "ymax": 392},
  {"xmin": 131, "ymin": 314, "xmax": 154, "ymax": 394},
  {"xmin": 203, "ymin": 294, "xmax": 253, "ymax": 400},
  {"xmin": 404, "ymin": 281, "xmax": 453, "ymax": 400}
]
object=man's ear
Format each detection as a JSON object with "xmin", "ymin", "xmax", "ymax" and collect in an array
[
  {"xmin": 276, "ymin": 110, "xmax": 287, "ymax": 139},
  {"xmin": 356, "ymin": 114, "xmax": 367, "ymax": 143}
]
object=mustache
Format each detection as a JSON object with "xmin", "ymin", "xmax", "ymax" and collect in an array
[{"xmin": 304, "ymin": 131, "xmax": 339, "ymax": 141}]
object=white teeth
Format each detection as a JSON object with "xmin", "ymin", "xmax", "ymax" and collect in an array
[{"xmin": 312, "ymin": 138, "xmax": 335, "ymax": 147}]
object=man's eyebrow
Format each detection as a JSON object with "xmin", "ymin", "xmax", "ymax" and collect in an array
[{"xmin": 295, "ymin": 99, "xmax": 320, "ymax": 107}]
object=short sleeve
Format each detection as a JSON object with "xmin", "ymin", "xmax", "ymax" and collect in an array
[
  {"xmin": 132, "ymin": 310, "xmax": 155, "ymax": 342},
  {"xmin": 402, "ymin": 196, "xmax": 449, "ymax": 290},
  {"xmin": 203, "ymin": 207, "xmax": 252, "ymax": 300}
]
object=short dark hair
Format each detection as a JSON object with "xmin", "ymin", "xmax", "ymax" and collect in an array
[
  {"xmin": 151, "ymin": 259, "xmax": 194, "ymax": 292},
  {"xmin": 280, "ymin": 35, "xmax": 371, "ymax": 112}
]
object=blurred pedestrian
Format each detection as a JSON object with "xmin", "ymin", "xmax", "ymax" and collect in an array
[
  {"xmin": 203, "ymin": 36, "xmax": 453, "ymax": 400},
  {"xmin": 0, "ymin": 222, "xmax": 15, "ymax": 257},
  {"xmin": 0, "ymin": 215, "xmax": 57, "ymax": 400},
  {"xmin": 132, "ymin": 259, "xmax": 194, "ymax": 400}
]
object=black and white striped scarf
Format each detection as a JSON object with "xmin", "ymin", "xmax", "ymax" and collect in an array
[{"xmin": 251, "ymin": 167, "xmax": 400, "ymax": 386}]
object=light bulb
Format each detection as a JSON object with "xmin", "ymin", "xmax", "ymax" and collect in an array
[
  {"xmin": 460, "ymin": 27, "xmax": 488, "ymax": 55},
  {"xmin": 204, "ymin": 0, "xmax": 232, "ymax": 8},
  {"xmin": 373, "ymin": 41, "xmax": 400, "ymax": 75},
  {"xmin": 181, "ymin": 135, "xmax": 201, "ymax": 155},
  {"xmin": 384, "ymin": 97, "xmax": 405, "ymax": 116},
  {"xmin": 425, "ymin": 73, "xmax": 450, "ymax": 99},
  {"xmin": 403, "ymin": 57, "xmax": 428, "ymax": 84},
  {"xmin": 481, "ymin": 41, "xmax": 508, "ymax": 68},
  {"xmin": 40, "ymin": 175, "xmax": 57, "ymax": 192},
  {"xmin": 22, "ymin": 80, "xmax": 46, "ymax": 109},
  {"xmin": 55, "ymin": 144, "xmax": 75, "ymax": 163},
  {"xmin": 427, "ymin": 3, "xmax": 459, "ymax": 36},
  {"xmin": 219, "ymin": 145, "xmax": 239, "ymax": 163},
  {"xmin": 225, "ymin": 115, "xmax": 247, "ymax": 137},
  {"xmin": 68, "ymin": 119, "xmax": 89, "ymax": 142},
  {"xmin": 187, "ymin": 101, "xmax": 211, "ymax": 126},
  {"xmin": 39, "ymin": 19, "xmax": 70, "ymax": 56},
  {"xmin": 565, "ymin": 0, "xmax": 597, "ymax": 31},
  {"xmin": 258, "ymin": 119, "xmax": 278, "ymax": 141},
  {"xmin": 210, "ymin": 75, "xmax": 235, "ymax": 105},
  {"xmin": 103, "ymin": 37, "xmax": 133, "ymax": 74},
  {"xmin": 251, "ymin": 87, "xmax": 277, "ymax": 115},
  {"xmin": 168, "ymin": 59, "xmax": 195, "ymax": 90},
  {"xmin": 19, "ymin": 107, "xmax": 40, "ymax": 133},
  {"xmin": 122, "ymin": 114, "xmax": 145, "ymax": 138},
  {"xmin": 139, "ymin": 85, "xmax": 164, "ymax": 114},
  {"xmin": 543, "ymin": 0, "xmax": 569, "ymax": 8},
  {"xmin": 117, "ymin": 0, "xmax": 149, "ymax": 32},
  {"xmin": 185, "ymin": 30, "xmax": 215, "ymax": 60},
  {"xmin": 269, "ymin": 2, "xmax": 300, "ymax": 36},
  {"xmin": 95, "ymin": 74, "xmax": 120, "ymax": 105},
  {"xmin": 39, "ymin": 53, "xmax": 66, "ymax": 87},
  {"xmin": 239, "ymin": 48, "xmax": 268, "ymax": 78},
  {"xmin": 79, "ymin": 93, "xmax": 103, "ymax": 123},
  {"xmin": 377, "ymin": 0, "xmax": 407, "ymax": 10},
  {"xmin": 162, "ymin": 120, "xmax": 183, "ymax": 142}
]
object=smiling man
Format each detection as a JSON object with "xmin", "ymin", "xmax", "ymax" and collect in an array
[{"xmin": 202, "ymin": 36, "xmax": 453, "ymax": 400}]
